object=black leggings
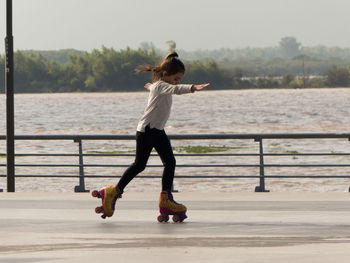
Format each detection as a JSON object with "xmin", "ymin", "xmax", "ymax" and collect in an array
[{"xmin": 117, "ymin": 126, "xmax": 176, "ymax": 192}]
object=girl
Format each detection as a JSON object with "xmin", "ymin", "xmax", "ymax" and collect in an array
[{"xmin": 92, "ymin": 52, "xmax": 210, "ymax": 222}]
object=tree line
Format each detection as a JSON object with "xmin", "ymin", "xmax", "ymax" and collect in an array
[
  {"xmin": 0, "ymin": 45, "xmax": 350, "ymax": 93},
  {"xmin": 147, "ymin": 37, "xmax": 350, "ymax": 61},
  {"xmin": 0, "ymin": 47, "xmax": 233, "ymax": 93}
]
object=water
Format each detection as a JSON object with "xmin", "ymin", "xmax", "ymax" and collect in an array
[{"xmin": 0, "ymin": 88, "xmax": 350, "ymax": 192}]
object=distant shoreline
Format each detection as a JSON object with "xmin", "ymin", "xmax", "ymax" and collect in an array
[{"xmin": 1, "ymin": 47, "xmax": 349, "ymax": 92}]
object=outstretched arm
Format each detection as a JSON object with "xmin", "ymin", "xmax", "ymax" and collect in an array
[
  {"xmin": 148, "ymin": 81, "xmax": 210, "ymax": 94},
  {"xmin": 191, "ymin": 83, "xmax": 210, "ymax": 92}
]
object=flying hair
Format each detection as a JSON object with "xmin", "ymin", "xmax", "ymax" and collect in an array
[{"xmin": 136, "ymin": 51, "xmax": 185, "ymax": 82}]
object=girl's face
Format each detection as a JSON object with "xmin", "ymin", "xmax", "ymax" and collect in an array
[{"xmin": 162, "ymin": 72, "xmax": 184, "ymax": 85}]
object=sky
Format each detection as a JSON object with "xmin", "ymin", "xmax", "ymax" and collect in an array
[{"xmin": 1, "ymin": 0, "xmax": 350, "ymax": 53}]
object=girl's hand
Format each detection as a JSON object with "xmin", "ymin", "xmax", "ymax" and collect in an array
[
  {"xmin": 144, "ymin": 83, "xmax": 152, "ymax": 90},
  {"xmin": 192, "ymin": 83, "xmax": 210, "ymax": 92}
]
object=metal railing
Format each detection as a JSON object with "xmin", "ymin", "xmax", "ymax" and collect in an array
[{"xmin": 1, "ymin": 133, "xmax": 350, "ymax": 192}]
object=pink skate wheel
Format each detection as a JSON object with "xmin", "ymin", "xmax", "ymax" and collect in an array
[
  {"xmin": 157, "ymin": 214, "xmax": 169, "ymax": 223},
  {"xmin": 91, "ymin": 190, "xmax": 100, "ymax": 198},
  {"xmin": 95, "ymin": 206, "xmax": 103, "ymax": 214},
  {"xmin": 172, "ymin": 215, "xmax": 181, "ymax": 223}
]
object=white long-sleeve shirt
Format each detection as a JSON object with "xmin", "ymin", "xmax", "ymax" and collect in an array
[{"xmin": 137, "ymin": 80, "xmax": 193, "ymax": 132}]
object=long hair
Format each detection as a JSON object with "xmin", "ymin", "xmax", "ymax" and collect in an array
[{"xmin": 136, "ymin": 51, "xmax": 185, "ymax": 82}]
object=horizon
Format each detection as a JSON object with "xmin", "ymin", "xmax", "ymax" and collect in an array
[
  {"xmin": 1, "ymin": 0, "xmax": 350, "ymax": 53},
  {"xmin": 1, "ymin": 39, "xmax": 350, "ymax": 55}
]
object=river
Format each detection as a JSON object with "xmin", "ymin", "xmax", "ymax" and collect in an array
[{"xmin": 0, "ymin": 88, "xmax": 349, "ymax": 192}]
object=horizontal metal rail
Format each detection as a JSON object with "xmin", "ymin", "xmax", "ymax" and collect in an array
[
  {"xmin": 3, "ymin": 175, "xmax": 350, "ymax": 179},
  {"xmin": 2, "ymin": 163, "xmax": 350, "ymax": 168},
  {"xmin": 0, "ymin": 133, "xmax": 350, "ymax": 192},
  {"xmin": 0, "ymin": 133, "xmax": 350, "ymax": 140},
  {"xmin": 3, "ymin": 152, "xmax": 350, "ymax": 157}
]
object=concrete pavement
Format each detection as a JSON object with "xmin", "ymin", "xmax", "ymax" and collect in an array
[{"xmin": 1, "ymin": 191, "xmax": 350, "ymax": 263}]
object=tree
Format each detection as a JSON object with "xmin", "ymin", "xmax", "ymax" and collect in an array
[
  {"xmin": 139, "ymin": 42, "xmax": 156, "ymax": 51},
  {"xmin": 281, "ymin": 73, "xmax": 295, "ymax": 87},
  {"xmin": 166, "ymin": 40, "xmax": 176, "ymax": 52},
  {"xmin": 325, "ymin": 66, "xmax": 350, "ymax": 87},
  {"xmin": 279, "ymin": 37, "xmax": 301, "ymax": 59}
]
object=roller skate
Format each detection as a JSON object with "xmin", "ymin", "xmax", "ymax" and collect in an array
[
  {"xmin": 91, "ymin": 184, "xmax": 122, "ymax": 219},
  {"xmin": 157, "ymin": 191, "xmax": 187, "ymax": 223}
]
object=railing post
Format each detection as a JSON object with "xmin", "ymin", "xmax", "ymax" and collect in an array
[
  {"xmin": 255, "ymin": 138, "xmax": 269, "ymax": 192},
  {"xmin": 348, "ymin": 137, "xmax": 350, "ymax": 193},
  {"xmin": 6, "ymin": 0, "xmax": 15, "ymax": 192},
  {"xmin": 74, "ymin": 139, "xmax": 89, "ymax": 193}
]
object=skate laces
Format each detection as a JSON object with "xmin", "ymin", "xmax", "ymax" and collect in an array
[
  {"xmin": 166, "ymin": 191, "xmax": 181, "ymax": 205},
  {"xmin": 111, "ymin": 187, "xmax": 123, "ymax": 210}
]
